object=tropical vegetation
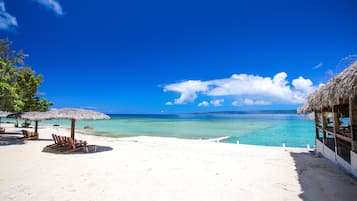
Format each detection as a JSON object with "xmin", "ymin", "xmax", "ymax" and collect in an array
[{"xmin": 0, "ymin": 38, "xmax": 53, "ymax": 113}]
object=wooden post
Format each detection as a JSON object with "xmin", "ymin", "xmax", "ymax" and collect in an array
[
  {"xmin": 35, "ymin": 120, "xmax": 38, "ymax": 133},
  {"xmin": 71, "ymin": 119, "xmax": 76, "ymax": 140},
  {"xmin": 333, "ymin": 105, "xmax": 339, "ymax": 155},
  {"xmin": 350, "ymin": 97, "xmax": 357, "ymax": 152},
  {"xmin": 314, "ymin": 111, "xmax": 319, "ymax": 140},
  {"xmin": 321, "ymin": 109, "xmax": 327, "ymax": 144}
]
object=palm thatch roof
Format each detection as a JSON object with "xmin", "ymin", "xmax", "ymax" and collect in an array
[
  {"xmin": 20, "ymin": 108, "xmax": 110, "ymax": 121},
  {"xmin": 298, "ymin": 61, "xmax": 357, "ymax": 114},
  {"xmin": 21, "ymin": 112, "xmax": 55, "ymax": 121},
  {"xmin": 48, "ymin": 108, "xmax": 110, "ymax": 120}
]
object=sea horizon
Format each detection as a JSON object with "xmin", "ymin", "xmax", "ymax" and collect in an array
[{"xmin": 105, "ymin": 109, "xmax": 299, "ymax": 116}]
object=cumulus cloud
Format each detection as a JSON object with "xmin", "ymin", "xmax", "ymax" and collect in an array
[
  {"xmin": 210, "ymin": 99, "xmax": 224, "ymax": 107},
  {"xmin": 198, "ymin": 101, "xmax": 209, "ymax": 107},
  {"xmin": 33, "ymin": 0, "xmax": 64, "ymax": 16},
  {"xmin": 164, "ymin": 72, "xmax": 317, "ymax": 106},
  {"xmin": 164, "ymin": 80, "xmax": 208, "ymax": 104},
  {"xmin": 292, "ymin": 76, "xmax": 313, "ymax": 91},
  {"xmin": 0, "ymin": 1, "xmax": 18, "ymax": 31}
]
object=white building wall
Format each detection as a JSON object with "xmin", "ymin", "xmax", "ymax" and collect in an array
[
  {"xmin": 315, "ymin": 139, "xmax": 357, "ymax": 178},
  {"xmin": 351, "ymin": 151, "xmax": 357, "ymax": 178}
]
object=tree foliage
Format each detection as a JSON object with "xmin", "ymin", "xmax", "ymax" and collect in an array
[{"xmin": 0, "ymin": 38, "xmax": 53, "ymax": 112}]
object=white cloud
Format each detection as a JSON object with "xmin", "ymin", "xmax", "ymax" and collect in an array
[
  {"xmin": 232, "ymin": 101, "xmax": 240, "ymax": 106},
  {"xmin": 198, "ymin": 101, "xmax": 209, "ymax": 107},
  {"xmin": 165, "ymin": 101, "xmax": 173, "ymax": 105},
  {"xmin": 33, "ymin": 0, "xmax": 64, "ymax": 16},
  {"xmin": 232, "ymin": 99, "xmax": 271, "ymax": 106},
  {"xmin": 243, "ymin": 98, "xmax": 271, "ymax": 106},
  {"xmin": 292, "ymin": 76, "xmax": 314, "ymax": 95},
  {"xmin": 313, "ymin": 62, "xmax": 323, "ymax": 69},
  {"xmin": 210, "ymin": 99, "xmax": 224, "ymax": 107},
  {"xmin": 0, "ymin": 1, "xmax": 18, "ymax": 31},
  {"xmin": 164, "ymin": 80, "xmax": 208, "ymax": 104},
  {"xmin": 164, "ymin": 72, "xmax": 317, "ymax": 106}
]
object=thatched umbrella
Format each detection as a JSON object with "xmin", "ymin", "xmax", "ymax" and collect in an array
[
  {"xmin": 7, "ymin": 112, "xmax": 23, "ymax": 127},
  {"xmin": 47, "ymin": 108, "xmax": 110, "ymax": 139},
  {"xmin": 21, "ymin": 111, "xmax": 54, "ymax": 133}
]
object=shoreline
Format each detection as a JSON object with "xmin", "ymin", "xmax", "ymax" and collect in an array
[{"xmin": 10, "ymin": 122, "xmax": 314, "ymax": 149}]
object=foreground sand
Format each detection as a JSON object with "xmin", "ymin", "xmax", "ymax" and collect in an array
[{"xmin": 0, "ymin": 123, "xmax": 356, "ymax": 201}]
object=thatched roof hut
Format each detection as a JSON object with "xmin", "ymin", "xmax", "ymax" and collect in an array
[
  {"xmin": 298, "ymin": 61, "xmax": 357, "ymax": 114},
  {"xmin": 297, "ymin": 60, "xmax": 357, "ymax": 176}
]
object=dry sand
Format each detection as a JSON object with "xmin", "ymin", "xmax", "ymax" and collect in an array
[{"xmin": 0, "ymin": 123, "xmax": 356, "ymax": 201}]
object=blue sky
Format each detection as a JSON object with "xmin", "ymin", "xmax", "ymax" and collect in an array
[{"xmin": 1, "ymin": 0, "xmax": 357, "ymax": 114}]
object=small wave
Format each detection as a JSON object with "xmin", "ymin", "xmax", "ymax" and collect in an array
[{"xmin": 205, "ymin": 136, "xmax": 231, "ymax": 142}]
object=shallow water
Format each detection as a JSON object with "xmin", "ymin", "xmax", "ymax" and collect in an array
[{"xmin": 32, "ymin": 113, "xmax": 315, "ymax": 148}]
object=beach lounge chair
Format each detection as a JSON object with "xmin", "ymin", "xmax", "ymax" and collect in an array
[
  {"xmin": 56, "ymin": 135, "xmax": 65, "ymax": 145},
  {"xmin": 52, "ymin": 134, "xmax": 58, "ymax": 144},
  {"xmin": 57, "ymin": 136, "xmax": 71, "ymax": 148},
  {"xmin": 22, "ymin": 130, "xmax": 39, "ymax": 140},
  {"xmin": 48, "ymin": 134, "xmax": 93, "ymax": 153},
  {"xmin": 65, "ymin": 137, "xmax": 87, "ymax": 153},
  {"xmin": 49, "ymin": 134, "xmax": 63, "ymax": 148}
]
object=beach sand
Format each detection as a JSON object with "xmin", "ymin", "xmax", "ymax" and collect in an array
[{"xmin": 0, "ymin": 123, "xmax": 356, "ymax": 201}]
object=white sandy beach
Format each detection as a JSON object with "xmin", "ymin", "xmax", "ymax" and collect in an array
[{"xmin": 0, "ymin": 123, "xmax": 356, "ymax": 201}]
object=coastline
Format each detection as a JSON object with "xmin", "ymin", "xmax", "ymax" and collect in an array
[
  {"xmin": 1, "ymin": 123, "xmax": 357, "ymax": 201},
  {"xmin": 1, "ymin": 111, "xmax": 315, "ymax": 148}
]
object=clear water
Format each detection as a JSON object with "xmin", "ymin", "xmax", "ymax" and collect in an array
[{"xmin": 2, "ymin": 113, "xmax": 315, "ymax": 148}]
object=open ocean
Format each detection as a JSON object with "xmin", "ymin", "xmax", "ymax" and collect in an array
[{"xmin": 34, "ymin": 111, "xmax": 315, "ymax": 148}]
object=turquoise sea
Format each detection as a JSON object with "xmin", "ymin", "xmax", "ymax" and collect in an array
[{"xmin": 35, "ymin": 112, "xmax": 315, "ymax": 148}]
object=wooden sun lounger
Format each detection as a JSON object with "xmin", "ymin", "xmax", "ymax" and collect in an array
[
  {"xmin": 50, "ymin": 135, "xmax": 73, "ymax": 152},
  {"xmin": 64, "ymin": 137, "xmax": 87, "ymax": 153},
  {"xmin": 22, "ymin": 130, "xmax": 39, "ymax": 140},
  {"xmin": 48, "ymin": 134, "xmax": 63, "ymax": 148},
  {"xmin": 50, "ymin": 134, "xmax": 90, "ymax": 153}
]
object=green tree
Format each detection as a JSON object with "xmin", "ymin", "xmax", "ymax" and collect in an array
[
  {"xmin": 15, "ymin": 67, "xmax": 53, "ymax": 112},
  {"xmin": 0, "ymin": 38, "xmax": 53, "ymax": 113},
  {"xmin": 0, "ymin": 39, "xmax": 24, "ymax": 112}
]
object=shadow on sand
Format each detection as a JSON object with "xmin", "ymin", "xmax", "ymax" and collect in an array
[
  {"xmin": 0, "ymin": 133, "xmax": 25, "ymax": 146},
  {"xmin": 290, "ymin": 151, "xmax": 357, "ymax": 201},
  {"xmin": 42, "ymin": 144, "xmax": 113, "ymax": 154}
]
